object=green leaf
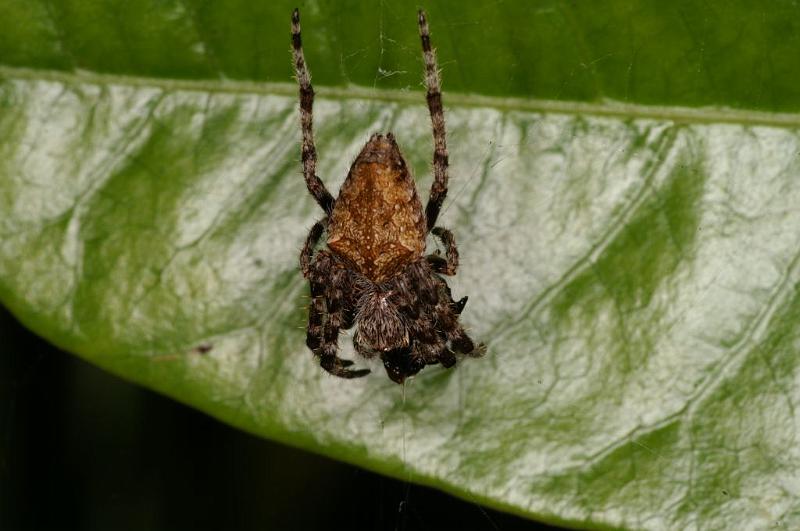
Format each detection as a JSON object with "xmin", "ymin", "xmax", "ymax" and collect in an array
[{"xmin": 2, "ymin": 1, "xmax": 800, "ymax": 529}]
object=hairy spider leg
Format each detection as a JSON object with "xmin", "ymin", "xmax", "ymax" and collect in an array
[
  {"xmin": 426, "ymin": 226, "xmax": 459, "ymax": 275},
  {"xmin": 418, "ymin": 13, "xmax": 484, "ymax": 362},
  {"xmin": 299, "ymin": 218, "xmax": 325, "ymax": 277},
  {"xmin": 300, "ymin": 220, "xmax": 369, "ymax": 378},
  {"xmin": 305, "ymin": 278, "xmax": 325, "ymax": 353},
  {"xmin": 300, "ymin": 219, "xmax": 326, "ymax": 354},
  {"xmin": 319, "ymin": 264, "xmax": 370, "ymax": 378},
  {"xmin": 421, "ymin": 257, "xmax": 479, "ymax": 359},
  {"xmin": 312, "ymin": 256, "xmax": 370, "ymax": 379},
  {"xmin": 292, "ymin": 9, "xmax": 335, "ymax": 216},
  {"xmin": 434, "ymin": 288, "xmax": 475, "ymax": 356},
  {"xmin": 395, "ymin": 264, "xmax": 445, "ymax": 369},
  {"xmin": 425, "ymin": 267, "xmax": 474, "ymax": 360},
  {"xmin": 418, "ymin": 10, "xmax": 449, "ymax": 231}
]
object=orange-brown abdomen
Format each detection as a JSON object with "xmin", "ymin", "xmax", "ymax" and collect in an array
[{"xmin": 327, "ymin": 133, "xmax": 426, "ymax": 282}]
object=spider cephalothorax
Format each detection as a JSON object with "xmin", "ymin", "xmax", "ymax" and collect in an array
[{"xmin": 292, "ymin": 8, "xmax": 483, "ymax": 383}]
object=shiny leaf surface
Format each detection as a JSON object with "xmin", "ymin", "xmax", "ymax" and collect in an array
[{"xmin": 2, "ymin": 2, "xmax": 800, "ymax": 529}]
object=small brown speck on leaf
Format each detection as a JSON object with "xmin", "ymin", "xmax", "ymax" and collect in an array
[{"xmin": 195, "ymin": 343, "xmax": 213, "ymax": 354}]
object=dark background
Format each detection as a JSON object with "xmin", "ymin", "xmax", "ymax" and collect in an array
[{"xmin": 1, "ymin": 306, "xmax": 559, "ymax": 531}]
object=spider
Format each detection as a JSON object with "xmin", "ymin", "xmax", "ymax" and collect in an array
[{"xmin": 292, "ymin": 8, "xmax": 483, "ymax": 383}]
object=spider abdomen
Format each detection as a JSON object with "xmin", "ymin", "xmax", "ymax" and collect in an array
[{"xmin": 327, "ymin": 133, "xmax": 426, "ymax": 282}]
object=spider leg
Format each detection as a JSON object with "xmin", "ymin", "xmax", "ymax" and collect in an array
[
  {"xmin": 435, "ymin": 296, "xmax": 480, "ymax": 357},
  {"xmin": 438, "ymin": 348, "xmax": 457, "ymax": 368},
  {"xmin": 407, "ymin": 308, "xmax": 444, "ymax": 366},
  {"xmin": 291, "ymin": 9, "xmax": 335, "ymax": 216},
  {"xmin": 395, "ymin": 263, "xmax": 455, "ymax": 373},
  {"xmin": 300, "ymin": 218, "xmax": 326, "ymax": 278},
  {"xmin": 452, "ymin": 296, "xmax": 468, "ymax": 315},
  {"xmin": 427, "ymin": 260, "xmax": 468, "ymax": 315},
  {"xmin": 305, "ymin": 279, "xmax": 325, "ymax": 353},
  {"xmin": 322, "ymin": 262, "xmax": 370, "ymax": 378},
  {"xmin": 300, "ymin": 219, "xmax": 363, "ymax": 328},
  {"xmin": 421, "ymin": 287, "xmax": 463, "ymax": 368},
  {"xmin": 426, "ymin": 226, "xmax": 459, "ymax": 275},
  {"xmin": 306, "ymin": 252, "xmax": 370, "ymax": 379},
  {"xmin": 301, "ymin": 220, "xmax": 330, "ymax": 354},
  {"xmin": 429, "ymin": 268, "xmax": 485, "ymax": 360},
  {"xmin": 414, "ymin": 334, "xmax": 451, "ymax": 367},
  {"xmin": 418, "ymin": 11, "xmax": 449, "ymax": 232}
]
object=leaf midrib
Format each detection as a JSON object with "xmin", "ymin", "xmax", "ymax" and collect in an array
[{"xmin": 4, "ymin": 65, "xmax": 800, "ymax": 127}]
